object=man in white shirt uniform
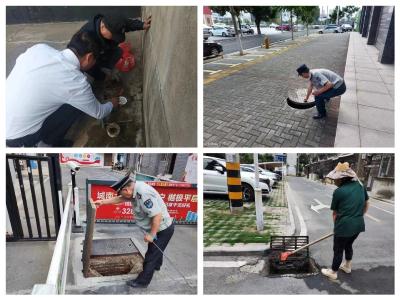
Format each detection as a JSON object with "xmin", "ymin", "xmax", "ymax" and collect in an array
[{"xmin": 6, "ymin": 31, "xmax": 119, "ymax": 147}]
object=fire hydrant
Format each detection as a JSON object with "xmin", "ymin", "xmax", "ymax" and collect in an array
[{"xmin": 264, "ymin": 36, "xmax": 270, "ymax": 49}]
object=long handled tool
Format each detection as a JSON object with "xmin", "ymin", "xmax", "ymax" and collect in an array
[
  {"xmin": 140, "ymin": 229, "xmax": 195, "ymax": 290},
  {"xmin": 280, "ymin": 232, "xmax": 334, "ymax": 262}
]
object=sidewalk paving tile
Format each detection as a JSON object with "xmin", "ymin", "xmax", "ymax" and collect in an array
[
  {"xmin": 360, "ymin": 127, "xmax": 394, "ymax": 147},
  {"xmin": 358, "ymin": 105, "xmax": 394, "ymax": 133},
  {"xmin": 334, "ymin": 32, "xmax": 394, "ymax": 147}
]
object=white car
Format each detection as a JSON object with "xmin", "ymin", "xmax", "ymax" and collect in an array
[
  {"xmin": 210, "ymin": 25, "xmax": 235, "ymax": 37},
  {"xmin": 341, "ymin": 24, "xmax": 353, "ymax": 32},
  {"xmin": 203, "ymin": 156, "xmax": 270, "ymax": 202},
  {"xmin": 318, "ymin": 24, "xmax": 343, "ymax": 34},
  {"xmin": 241, "ymin": 164, "xmax": 277, "ymax": 187}
]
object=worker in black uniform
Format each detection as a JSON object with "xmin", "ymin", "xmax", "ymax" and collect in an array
[{"xmin": 76, "ymin": 13, "xmax": 151, "ymax": 80}]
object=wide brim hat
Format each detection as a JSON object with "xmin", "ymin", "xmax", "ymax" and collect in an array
[{"xmin": 326, "ymin": 162, "xmax": 357, "ymax": 180}]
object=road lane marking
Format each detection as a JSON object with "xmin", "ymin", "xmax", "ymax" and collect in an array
[
  {"xmin": 287, "ymin": 183, "xmax": 307, "ymax": 235},
  {"xmin": 369, "ymin": 203, "xmax": 394, "ymax": 215},
  {"xmin": 365, "ymin": 213, "xmax": 381, "ymax": 223},
  {"xmin": 204, "ymin": 261, "xmax": 248, "ymax": 268},
  {"xmin": 310, "ymin": 198, "xmax": 330, "ymax": 214},
  {"xmin": 205, "ymin": 62, "xmax": 241, "ymax": 67}
]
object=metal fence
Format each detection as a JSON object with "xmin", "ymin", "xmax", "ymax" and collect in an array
[{"xmin": 6, "ymin": 154, "xmax": 63, "ymax": 241}]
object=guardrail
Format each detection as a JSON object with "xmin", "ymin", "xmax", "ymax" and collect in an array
[{"xmin": 32, "ymin": 186, "xmax": 73, "ymax": 294}]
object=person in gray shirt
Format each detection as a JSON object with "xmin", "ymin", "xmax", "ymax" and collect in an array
[
  {"xmin": 297, "ymin": 64, "xmax": 346, "ymax": 119},
  {"xmin": 95, "ymin": 173, "xmax": 174, "ymax": 288}
]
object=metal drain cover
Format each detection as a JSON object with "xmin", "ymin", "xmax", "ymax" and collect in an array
[{"xmin": 91, "ymin": 238, "xmax": 139, "ymax": 256}]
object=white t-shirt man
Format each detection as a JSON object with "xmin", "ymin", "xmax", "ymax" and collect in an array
[{"xmin": 6, "ymin": 44, "xmax": 113, "ymax": 140}]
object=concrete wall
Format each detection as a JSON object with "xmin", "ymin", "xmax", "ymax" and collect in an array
[
  {"xmin": 370, "ymin": 177, "xmax": 394, "ymax": 201},
  {"xmin": 141, "ymin": 6, "xmax": 197, "ymax": 147}
]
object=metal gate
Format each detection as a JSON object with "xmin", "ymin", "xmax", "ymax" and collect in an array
[{"xmin": 6, "ymin": 154, "xmax": 63, "ymax": 241}]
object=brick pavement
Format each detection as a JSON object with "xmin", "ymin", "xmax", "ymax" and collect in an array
[{"xmin": 204, "ymin": 34, "xmax": 350, "ymax": 147}]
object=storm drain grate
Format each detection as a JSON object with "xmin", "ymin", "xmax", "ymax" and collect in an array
[{"xmin": 266, "ymin": 235, "xmax": 319, "ymax": 277}]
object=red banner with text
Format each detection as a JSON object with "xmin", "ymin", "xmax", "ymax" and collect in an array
[{"xmin": 90, "ymin": 181, "xmax": 197, "ymax": 223}]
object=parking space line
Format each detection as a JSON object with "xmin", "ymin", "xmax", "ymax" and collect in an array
[
  {"xmin": 203, "ymin": 69, "xmax": 222, "ymax": 75},
  {"xmin": 224, "ymin": 57, "xmax": 254, "ymax": 61},
  {"xmin": 206, "ymin": 62, "xmax": 241, "ymax": 67}
]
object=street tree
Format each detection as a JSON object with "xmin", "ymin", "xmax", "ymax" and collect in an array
[
  {"xmin": 246, "ymin": 6, "xmax": 278, "ymax": 34},
  {"xmin": 329, "ymin": 6, "xmax": 345, "ymax": 24},
  {"xmin": 297, "ymin": 6, "xmax": 319, "ymax": 36},
  {"xmin": 342, "ymin": 6, "xmax": 360, "ymax": 20},
  {"xmin": 277, "ymin": 6, "xmax": 300, "ymax": 40}
]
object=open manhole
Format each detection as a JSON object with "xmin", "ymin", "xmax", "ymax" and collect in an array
[
  {"xmin": 265, "ymin": 236, "xmax": 319, "ymax": 278},
  {"xmin": 82, "ymin": 200, "xmax": 144, "ymax": 278}
]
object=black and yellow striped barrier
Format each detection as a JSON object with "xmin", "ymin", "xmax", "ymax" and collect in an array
[{"xmin": 226, "ymin": 161, "xmax": 243, "ymax": 209}]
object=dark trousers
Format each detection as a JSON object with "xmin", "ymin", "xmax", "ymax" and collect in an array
[
  {"xmin": 136, "ymin": 224, "xmax": 175, "ymax": 285},
  {"xmin": 87, "ymin": 47, "xmax": 123, "ymax": 80},
  {"xmin": 6, "ymin": 104, "xmax": 83, "ymax": 147},
  {"xmin": 331, "ymin": 233, "xmax": 359, "ymax": 271},
  {"xmin": 315, "ymin": 82, "xmax": 346, "ymax": 116}
]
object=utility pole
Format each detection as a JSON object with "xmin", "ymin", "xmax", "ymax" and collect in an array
[
  {"xmin": 226, "ymin": 153, "xmax": 243, "ymax": 213},
  {"xmin": 336, "ymin": 6, "xmax": 340, "ymax": 25},
  {"xmin": 230, "ymin": 6, "xmax": 244, "ymax": 56},
  {"xmin": 254, "ymin": 153, "xmax": 264, "ymax": 231}
]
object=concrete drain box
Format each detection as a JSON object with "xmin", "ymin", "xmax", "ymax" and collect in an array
[
  {"xmin": 82, "ymin": 199, "xmax": 144, "ymax": 278},
  {"xmin": 266, "ymin": 236, "xmax": 319, "ymax": 277}
]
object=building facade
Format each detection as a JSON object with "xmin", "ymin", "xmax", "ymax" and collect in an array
[{"xmin": 359, "ymin": 6, "xmax": 394, "ymax": 64}]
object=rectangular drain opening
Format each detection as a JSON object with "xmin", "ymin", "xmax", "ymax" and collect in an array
[
  {"xmin": 267, "ymin": 235, "xmax": 318, "ymax": 276},
  {"xmin": 82, "ymin": 200, "xmax": 144, "ymax": 278}
]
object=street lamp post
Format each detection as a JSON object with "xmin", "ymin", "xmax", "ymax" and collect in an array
[{"xmin": 254, "ymin": 153, "xmax": 264, "ymax": 231}]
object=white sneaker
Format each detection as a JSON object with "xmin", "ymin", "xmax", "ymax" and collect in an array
[
  {"xmin": 321, "ymin": 268, "xmax": 338, "ymax": 280},
  {"xmin": 339, "ymin": 262, "xmax": 352, "ymax": 273}
]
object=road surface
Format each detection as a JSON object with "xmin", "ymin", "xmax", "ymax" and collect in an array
[
  {"xmin": 207, "ymin": 28, "xmax": 319, "ymax": 55},
  {"xmin": 203, "ymin": 177, "xmax": 394, "ymax": 294}
]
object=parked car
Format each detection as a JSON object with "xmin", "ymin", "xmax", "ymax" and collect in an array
[
  {"xmin": 318, "ymin": 24, "xmax": 343, "ymax": 34},
  {"xmin": 241, "ymin": 164, "xmax": 278, "ymax": 187},
  {"xmin": 203, "ymin": 156, "xmax": 270, "ymax": 202},
  {"xmin": 203, "ymin": 41, "xmax": 223, "ymax": 58},
  {"xmin": 269, "ymin": 23, "xmax": 279, "ymax": 28},
  {"xmin": 276, "ymin": 24, "xmax": 291, "ymax": 31},
  {"xmin": 203, "ymin": 25, "xmax": 211, "ymax": 40},
  {"xmin": 240, "ymin": 166, "xmax": 274, "ymax": 189},
  {"xmin": 341, "ymin": 24, "xmax": 353, "ymax": 32},
  {"xmin": 210, "ymin": 25, "xmax": 235, "ymax": 37},
  {"xmin": 240, "ymin": 24, "xmax": 254, "ymax": 34}
]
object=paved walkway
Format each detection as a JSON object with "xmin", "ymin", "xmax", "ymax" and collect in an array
[
  {"xmin": 204, "ymin": 33, "xmax": 349, "ymax": 147},
  {"xmin": 335, "ymin": 32, "xmax": 394, "ymax": 147}
]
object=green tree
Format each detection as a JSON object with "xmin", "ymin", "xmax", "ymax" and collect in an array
[
  {"xmin": 246, "ymin": 6, "xmax": 278, "ymax": 34},
  {"xmin": 329, "ymin": 6, "xmax": 345, "ymax": 24},
  {"xmin": 297, "ymin": 6, "xmax": 319, "ymax": 36},
  {"xmin": 342, "ymin": 6, "xmax": 360, "ymax": 19}
]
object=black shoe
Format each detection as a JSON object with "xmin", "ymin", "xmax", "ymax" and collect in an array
[
  {"xmin": 126, "ymin": 279, "xmax": 148, "ymax": 289},
  {"xmin": 313, "ymin": 114, "xmax": 326, "ymax": 119},
  {"xmin": 155, "ymin": 266, "xmax": 161, "ymax": 271}
]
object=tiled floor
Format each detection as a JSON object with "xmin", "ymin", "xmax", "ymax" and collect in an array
[{"xmin": 335, "ymin": 32, "xmax": 394, "ymax": 147}]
